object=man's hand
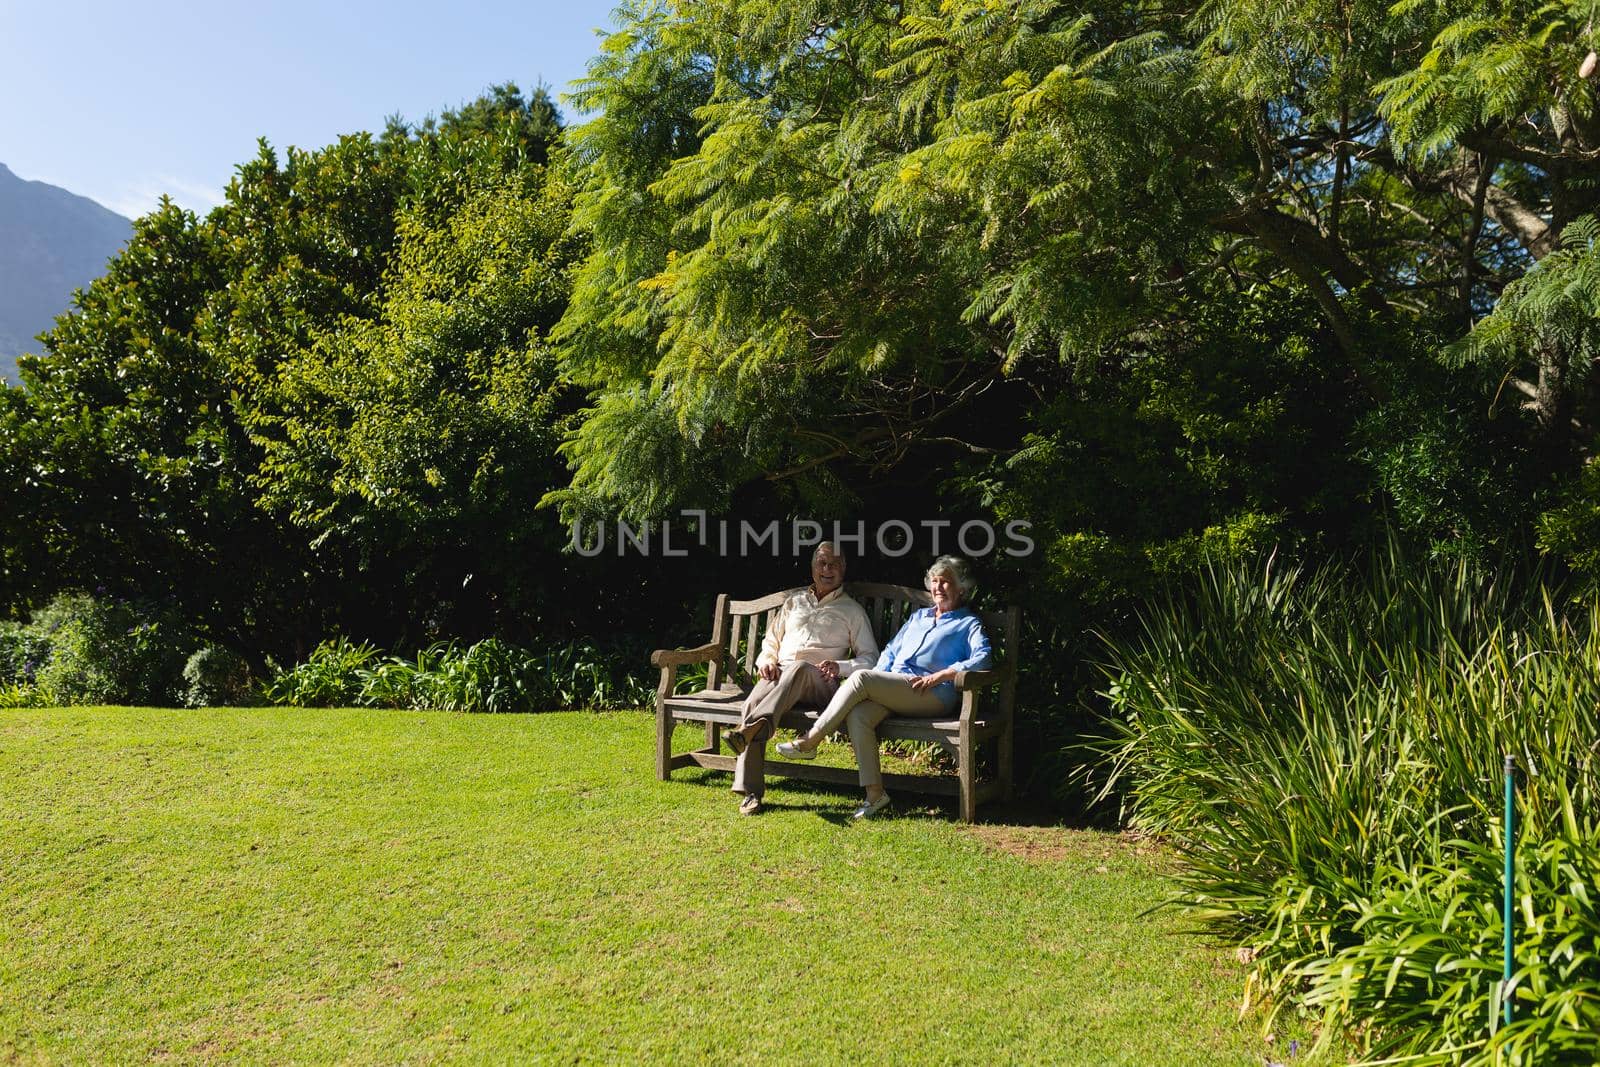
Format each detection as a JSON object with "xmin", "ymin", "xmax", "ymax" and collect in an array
[
  {"xmin": 818, "ymin": 660, "xmax": 841, "ymax": 683},
  {"xmin": 759, "ymin": 661, "xmax": 781, "ymax": 683},
  {"xmin": 909, "ymin": 668, "xmax": 956, "ymax": 691}
]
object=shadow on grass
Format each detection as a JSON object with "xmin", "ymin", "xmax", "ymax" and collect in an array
[{"xmin": 673, "ymin": 768, "xmax": 1075, "ymax": 828}]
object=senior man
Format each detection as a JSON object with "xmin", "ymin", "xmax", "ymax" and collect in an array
[{"xmin": 725, "ymin": 541, "xmax": 879, "ymax": 815}]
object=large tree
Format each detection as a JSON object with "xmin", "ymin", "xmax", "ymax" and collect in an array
[
  {"xmin": 1, "ymin": 86, "xmax": 584, "ymax": 652},
  {"xmin": 551, "ymin": 0, "xmax": 1590, "ymax": 581}
]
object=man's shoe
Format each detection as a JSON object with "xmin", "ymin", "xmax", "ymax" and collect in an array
[
  {"xmin": 726, "ymin": 729, "xmax": 747, "ymax": 755},
  {"xmin": 851, "ymin": 793, "xmax": 892, "ymax": 819},
  {"xmin": 739, "ymin": 794, "xmax": 763, "ymax": 816},
  {"xmin": 775, "ymin": 740, "xmax": 816, "ymax": 761}
]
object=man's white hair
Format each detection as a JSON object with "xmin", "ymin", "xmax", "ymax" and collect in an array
[{"xmin": 813, "ymin": 540, "xmax": 846, "ymax": 564}]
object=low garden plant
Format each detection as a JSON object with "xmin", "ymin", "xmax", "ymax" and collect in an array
[
  {"xmin": 263, "ymin": 636, "xmax": 654, "ymax": 713},
  {"xmin": 1090, "ymin": 546, "xmax": 1600, "ymax": 1063},
  {"xmin": 2, "ymin": 605, "xmax": 657, "ymax": 715}
]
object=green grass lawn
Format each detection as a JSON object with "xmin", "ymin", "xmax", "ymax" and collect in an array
[{"xmin": 1, "ymin": 708, "xmax": 1327, "ymax": 1064}]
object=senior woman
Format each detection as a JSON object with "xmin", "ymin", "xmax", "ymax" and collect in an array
[{"xmin": 777, "ymin": 554, "xmax": 991, "ymax": 818}]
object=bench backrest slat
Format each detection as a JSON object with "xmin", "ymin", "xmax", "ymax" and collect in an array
[
  {"xmin": 727, "ymin": 589, "xmax": 792, "ymax": 615},
  {"xmin": 760, "ymin": 608, "xmax": 778, "ymax": 672},
  {"xmin": 872, "ymin": 596, "xmax": 890, "ymax": 643},
  {"xmin": 727, "ymin": 614, "xmax": 744, "ymax": 687},
  {"xmin": 744, "ymin": 609, "xmax": 766, "ymax": 677},
  {"xmin": 707, "ymin": 593, "xmax": 731, "ymax": 690}
]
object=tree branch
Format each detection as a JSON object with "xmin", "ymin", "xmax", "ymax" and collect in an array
[
  {"xmin": 1460, "ymin": 153, "xmax": 1493, "ymax": 321},
  {"xmin": 1458, "ymin": 131, "xmax": 1596, "ymax": 173},
  {"xmin": 1214, "ymin": 204, "xmax": 1389, "ymax": 399},
  {"xmin": 1435, "ymin": 155, "xmax": 1556, "ymax": 259},
  {"xmin": 1217, "ymin": 204, "xmax": 1390, "ymax": 319}
]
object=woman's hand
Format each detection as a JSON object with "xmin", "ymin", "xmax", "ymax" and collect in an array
[{"xmin": 909, "ymin": 668, "xmax": 956, "ymax": 691}]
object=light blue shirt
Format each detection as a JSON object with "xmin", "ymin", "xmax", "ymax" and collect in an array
[{"xmin": 875, "ymin": 607, "xmax": 993, "ymax": 707}]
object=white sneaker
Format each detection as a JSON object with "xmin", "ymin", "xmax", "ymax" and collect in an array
[
  {"xmin": 775, "ymin": 740, "xmax": 816, "ymax": 761},
  {"xmin": 851, "ymin": 793, "xmax": 892, "ymax": 819}
]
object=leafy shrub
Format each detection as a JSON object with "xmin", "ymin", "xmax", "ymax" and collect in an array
[
  {"xmin": 266, "ymin": 636, "xmax": 655, "ymax": 713},
  {"xmin": 672, "ymin": 660, "xmax": 711, "ymax": 694},
  {"xmin": 29, "ymin": 594, "xmax": 191, "ymax": 706},
  {"xmin": 261, "ymin": 638, "xmax": 381, "ymax": 707},
  {"xmin": 534, "ymin": 640, "xmax": 654, "ymax": 711},
  {"xmin": 1090, "ymin": 545, "xmax": 1600, "ymax": 1058},
  {"xmin": 368, "ymin": 638, "xmax": 541, "ymax": 713},
  {"xmin": 0, "ymin": 682, "xmax": 45, "ymax": 708},
  {"xmin": 0, "ymin": 623, "xmax": 51, "ymax": 686},
  {"xmin": 1301, "ymin": 814, "xmax": 1600, "ymax": 1066},
  {"xmin": 182, "ymin": 646, "xmax": 257, "ymax": 707},
  {"xmin": 353, "ymin": 645, "xmax": 447, "ymax": 710}
]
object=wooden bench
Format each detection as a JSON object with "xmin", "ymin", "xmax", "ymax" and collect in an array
[{"xmin": 650, "ymin": 582, "xmax": 1021, "ymax": 821}]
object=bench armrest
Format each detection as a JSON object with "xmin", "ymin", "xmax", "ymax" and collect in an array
[
  {"xmin": 954, "ymin": 667, "xmax": 1007, "ymax": 691},
  {"xmin": 956, "ymin": 665, "xmax": 1014, "ymax": 725},
  {"xmin": 650, "ymin": 642, "xmax": 722, "ymax": 668}
]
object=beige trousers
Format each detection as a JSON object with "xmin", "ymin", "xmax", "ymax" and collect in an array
[
  {"xmin": 807, "ymin": 669, "xmax": 948, "ymax": 789},
  {"xmin": 731, "ymin": 662, "xmax": 838, "ymax": 798}
]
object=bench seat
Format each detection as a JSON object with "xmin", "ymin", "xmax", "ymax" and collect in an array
[{"xmin": 665, "ymin": 685, "xmax": 1004, "ymax": 735}]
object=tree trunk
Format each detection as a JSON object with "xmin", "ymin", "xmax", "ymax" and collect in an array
[{"xmin": 1529, "ymin": 342, "xmax": 1580, "ymax": 474}]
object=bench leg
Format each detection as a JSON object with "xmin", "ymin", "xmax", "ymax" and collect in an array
[
  {"xmin": 705, "ymin": 721, "xmax": 721, "ymax": 753},
  {"xmin": 998, "ymin": 722, "xmax": 1015, "ymax": 803},
  {"xmin": 958, "ymin": 726, "xmax": 977, "ymax": 823},
  {"xmin": 656, "ymin": 706, "xmax": 676, "ymax": 781}
]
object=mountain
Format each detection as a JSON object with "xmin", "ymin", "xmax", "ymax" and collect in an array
[{"xmin": 0, "ymin": 163, "xmax": 132, "ymax": 383}]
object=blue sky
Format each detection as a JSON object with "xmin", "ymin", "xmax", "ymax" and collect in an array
[{"xmin": 0, "ymin": 0, "xmax": 621, "ymax": 219}]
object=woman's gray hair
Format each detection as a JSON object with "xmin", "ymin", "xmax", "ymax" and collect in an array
[{"xmin": 925, "ymin": 555, "xmax": 977, "ymax": 603}]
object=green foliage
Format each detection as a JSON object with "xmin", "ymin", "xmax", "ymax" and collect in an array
[
  {"xmin": 1539, "ymin": 456, "xmax": 1600, "ymax": 581},
  {"xmin": 0, "ymin": 683, "xmax": 45, "ymax": 709},
  {"xmin": 418, "ymin": 83, "xmax": 562, "ymax": 169},
  {"xmin": 0, "ymin": 622, "xmax": 50, "ymax": 687},
  {"xmin": 181, "ymin": 646, "xmax": 257, "ymax": 708},
  {"xmin": 251, "ymin": 168, "xmax": 585, "ymax": 634},
  {"xmin": 1356, "ymin": 337, "xmax": 1541, "ymax": 559},
  {"xmin": 1090, "ymin": 546, "xmax": 1600, "ymax": 1057},
  {"xmin": 549, "ymin": 0, "xmax": 1600, "ymax": 588},
  {"xmin": 881, "ymin": 737, "xmax": 957, "ymax": 772},
  {"xmin": 1454, "ymin": 215, "xmax": 1600, "ymax": 378},
  {"xmin": 0, "ymin": 86, "xmax": 583, "ymax": 655},
  {"xmin": 261, "ymin": 637, "xmax": 382, "ymax": 708},
  {"xmin": 1376, "ymin": 0, "xmax": 1599, "ymax": 160},
  {"xmin": 1302, "ymin": 824, "xmax": 1600, "ymax": 1065},
  {"xmin": 26, "ymin": 594, "xmax": 193, "ymax": 707},
  {"xmin": 528, "ymin": 640, "xmax": 657, "ymax": 710},
  {"xmin": 958, "ymin": 286, "xmax": 1364, "ymax": 605},
  {"xmin": 553, "ymin": 0, "xmax": 1070, "ymax": 519},
  {"xmin": 264, "ymin": 637, "xmax": 654, "ymax": 713},
  {"xmin": 358, "ymin": 638, "xmax": 546, "ymax": 714},
  {"xmin": 1, "ymin": 201, "xmax": 245, "ymax": 620}
]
